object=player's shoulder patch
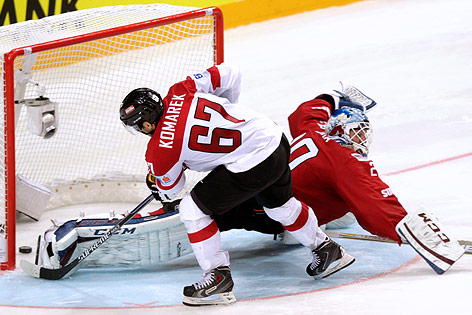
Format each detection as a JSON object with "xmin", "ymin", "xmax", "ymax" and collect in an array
[
  {"xmin": 156, "ymin": 174, "xmax": 172, "ymax": 185},
  {"xmin": 350, "ymin": 152, "xmax": 370, "ymax": 162}
]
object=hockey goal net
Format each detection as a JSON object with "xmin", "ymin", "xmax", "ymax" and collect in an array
[{"xmin": 0, "ymin": 4, "xmax": 223, "ymax": 270}]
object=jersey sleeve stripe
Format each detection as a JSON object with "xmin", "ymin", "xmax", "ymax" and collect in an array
[
  {"xmin": 155, "ymin": 168, "xmax": 185, "ymax": 190},
  {"xmin": 187, "ymin": 220, "xmax": 219, "ymax": 243},
  {"xmin": 311, "ymin": 105, "xmax": 332, "ymax": 116},
  {"xmin": 207, "ymin": 65, "xmax": 221, "ymax": 91}
]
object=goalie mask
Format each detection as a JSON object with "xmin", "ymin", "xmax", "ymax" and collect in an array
[
  {"xmin": 326, "ymin": 107, "xmax": 372, "ymax": 156},
  {"xmin": 120, "ymin": 88, "xmax": 164, "ymax": 135}
]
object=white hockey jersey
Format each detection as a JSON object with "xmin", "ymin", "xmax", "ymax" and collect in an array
[{"xmin": 146, "ymin": 64, "xmax": 282, "ymax": 198}]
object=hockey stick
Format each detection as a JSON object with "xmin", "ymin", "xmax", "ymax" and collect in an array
[
  {"xmin": 324, "ymin": 231, "xmax": 472, "ymax": 255},
  {"xmin": 20, "ymin": 194, "xmax": 155, "ymax": 280}
]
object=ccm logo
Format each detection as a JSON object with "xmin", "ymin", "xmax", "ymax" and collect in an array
[
  {"xmin": 93, "ymin": 227, "xmax": 136, "ymax": 236},
  {"xmin": 418, "ymin": 213, "xmax": 450, "ymax": 243}
]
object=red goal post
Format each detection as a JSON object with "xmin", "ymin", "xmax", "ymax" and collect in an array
[{"xmin": 1, "ymin": 4, "xmax": 224, "ymax": 271}]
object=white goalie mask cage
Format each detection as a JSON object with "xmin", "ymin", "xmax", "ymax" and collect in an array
[{"xmin": 326, "ymin": 107, "xmax": 373, "ymax": 156}]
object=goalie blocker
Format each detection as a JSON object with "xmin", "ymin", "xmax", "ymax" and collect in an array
[
  {"xmin": 396, "ymin": 207, "xmax": 465, "ymax": 274},
  {"xmin": 37, "ymin": 202, "xmax": 191, "ymax": 273}
]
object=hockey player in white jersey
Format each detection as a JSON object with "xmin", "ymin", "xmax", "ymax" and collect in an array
[{"xmin": 119, "ymin": 64, "xmax": 355, "ymax": 306}]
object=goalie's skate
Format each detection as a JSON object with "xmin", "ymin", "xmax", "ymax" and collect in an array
[
  {"xmin": 183, "ymin": 266, "xmax": 236, "ymax": 306},
  {"xmin": 306, "ymin": 237, "xmax": 355, "ymax": 279}
]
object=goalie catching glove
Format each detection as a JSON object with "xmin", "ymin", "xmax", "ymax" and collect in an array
[
  {"xmin": 36, "ymin": 203, "xmax": 190, "ymax": 274},
  {"xmin": 318, "ymin": 83, "xmax": 377, "ymax": 113}
]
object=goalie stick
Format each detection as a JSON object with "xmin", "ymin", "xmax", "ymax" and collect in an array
[
  {"xmin": 20, "ymin": 194, "xmax": 155, "ymax": 280},
  {"xmin": 324, "ymin": 231, "xmax": 472, "ymax": 255}
]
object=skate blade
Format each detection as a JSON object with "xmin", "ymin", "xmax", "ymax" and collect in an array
[
  {"xmin": 314, "ymin": 253, "xmax": 355, "ymax": 280},
  {"xmin": 182, "ymin": 291, "xmax": 236, "ymax": 307}
]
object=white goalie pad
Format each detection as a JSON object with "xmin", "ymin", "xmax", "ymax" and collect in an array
[
  {"xmin": 16, "ymin": 173, "xmax": 51, "ymax": 221},
  {"xmin": 37, "ymin": 208, "xmax": 192, "ymax": 273},
  {"xmin": 280, "ymin": 212, "xmax": 356, "ymax": 245},
  {"xmin": 396, "ymin": 207, "xmax": 465, "ymax": 274},
  {"xmin": 325, "ymin": 212, "xmax": 356, "ymax": 230}
]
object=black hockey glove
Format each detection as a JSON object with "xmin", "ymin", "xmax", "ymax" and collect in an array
[
  {"xmin": 146, "ymin": 173, "xmax": 162, "ymax": 202},
  {"xmin": 146, "ymin": 174, "xmax": 181, "ymax": 212},
  {"xmin": 162, "ymin": 199, "xmax": 181, "ymax": 213}
]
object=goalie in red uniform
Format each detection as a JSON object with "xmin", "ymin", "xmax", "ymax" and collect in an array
[
  {"xmin": 287, "ymin": 89, "xmax": 405, "ymax": 243},
  {"xmin": 215, "ymin": 85, "xmax": 465, "ymax": 274}
]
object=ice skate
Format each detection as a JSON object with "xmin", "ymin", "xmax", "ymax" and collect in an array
[
  {"xmin": 306, "ymin": 237, "xmax": 355, "ymax": 279},
  {"xmin": 182, "ymin": 266, "xmax": 236, "ymax": 306}
]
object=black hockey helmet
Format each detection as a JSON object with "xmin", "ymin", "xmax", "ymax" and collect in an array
[{"xmin": 120, "ymin": 88, "xmax": 164, "ymax": 134}]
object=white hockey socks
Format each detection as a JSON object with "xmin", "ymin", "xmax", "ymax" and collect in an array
[
  {"xmin": 184, "ymin": 218, "xmax": 230, "ymax": 274},
  {"xmin": 264, "ymin": 198, "xmax": 326, "ymax": 249},
  {"xmin": 396, "ymin": 208, "xmax": 465, "ymax": 274},
  {"xmin": 179, "ymin": 195, "xmax": 230, "ymax": 273}
]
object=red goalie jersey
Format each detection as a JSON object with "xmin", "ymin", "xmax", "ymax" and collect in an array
[{"xmin": 288, "ymin": 97, "xmax": 407, "ymax": 243}]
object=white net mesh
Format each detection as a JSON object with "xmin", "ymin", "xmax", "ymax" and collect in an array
[
  {"xmin": 0, "ymin": 4, "xmax": 220, "ymax": 267},
  {"xmin": 0, "ymin": 4, "xmax": 204, "ymax": 51}
]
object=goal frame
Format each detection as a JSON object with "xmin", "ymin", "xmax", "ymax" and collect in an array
[{"xmin": 1, "ymin": 6, "xmax": 224, "ymax": 271}]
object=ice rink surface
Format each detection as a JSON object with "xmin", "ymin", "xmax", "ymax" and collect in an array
[{"xmin": 1, "ymin": 0, "xmax": 472, "ymax": 313}]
